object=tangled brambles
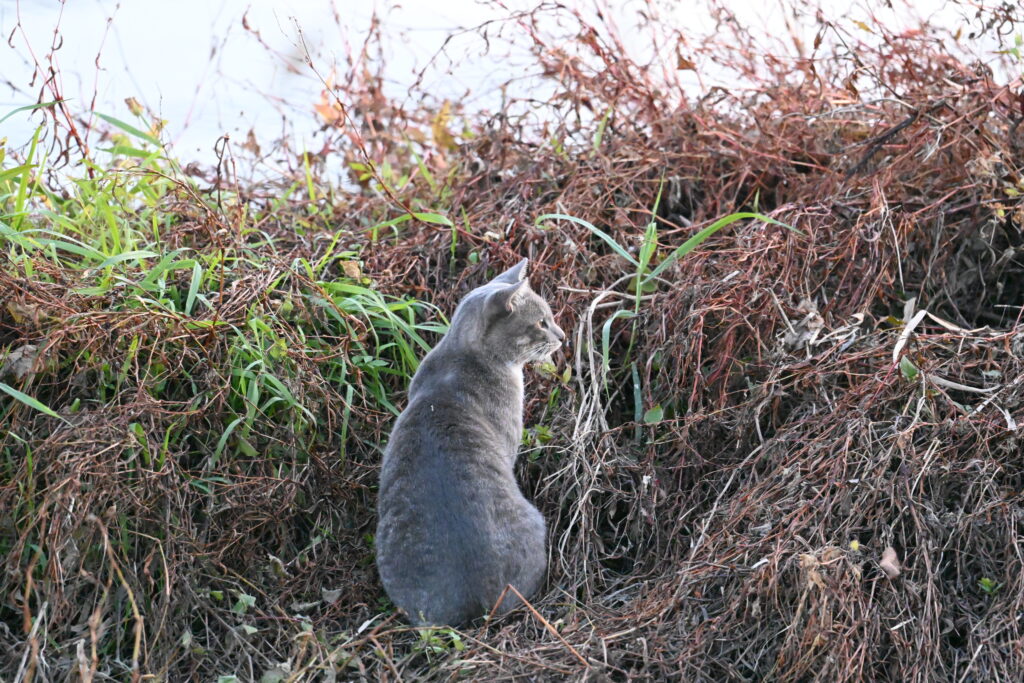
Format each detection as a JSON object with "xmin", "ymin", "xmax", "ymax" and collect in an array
[{"xmin": 2, "ymin": 2, "xmax": 1023, "ymax": 680}]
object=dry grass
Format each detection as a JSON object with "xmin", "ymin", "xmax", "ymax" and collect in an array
[{"xmin": 2, "ymin": 1, "xmax": 1023, "ymax": 680}]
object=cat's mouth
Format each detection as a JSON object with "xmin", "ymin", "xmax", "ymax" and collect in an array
[{"xmin": 522, "ymin": 341, "xmax": 561, "ymax": 364}]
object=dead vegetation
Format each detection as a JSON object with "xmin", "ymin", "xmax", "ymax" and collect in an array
[{"xmin": 2, "ymin": 1, "xmax": 1024, "ymax": 680}]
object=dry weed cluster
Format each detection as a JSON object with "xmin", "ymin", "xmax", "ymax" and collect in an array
[{"xmin": 2, "ymin": 2, "xmax": 1023, "ymax": 680}]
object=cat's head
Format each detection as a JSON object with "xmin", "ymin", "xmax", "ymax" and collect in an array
[{"xmin": 448, "ymin": 258, "xmax": 565, "ymax": 365}]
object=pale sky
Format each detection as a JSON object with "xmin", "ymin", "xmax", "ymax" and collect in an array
[{"xmin": 0, "ymin": 0, "xmax": 1013, "ymax": 166}]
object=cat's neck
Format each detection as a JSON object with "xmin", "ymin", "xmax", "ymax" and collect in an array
[{"xmin": 409, "ymin": 340, "xmax": 524, "ymax": 403}]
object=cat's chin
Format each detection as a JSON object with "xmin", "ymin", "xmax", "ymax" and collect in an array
[{"xmin": 525, "ymin": 349, "xmax": 559, "ymax": 367}]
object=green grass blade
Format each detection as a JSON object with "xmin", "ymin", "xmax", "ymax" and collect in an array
[
  {"xmin": 409, "ymin": 147, "xmax": 438, "ymax": 194},
  {"xmin": 185, "ymin": 263, "xmax": 203, "ymax": 315},
  {"xmin": 637, "ymin": 176, "xmax": 666, "ymax": 291},
  {"xmin": 212, "ymin": 417, "xmax": 243, "ymax": 467},
  {"xmin": 0, "ymin": 164, "xmax": 35, "ymax": 183},
  {"xmin": 92, "ymin": 112, "xmax": 161, "ymax": 146},
  {"xmin": 365, "ymin": 211, "xmax": 452, "ymax": 237},
  {"xmin": 138, "ymin": 251, "xmax": 192, "ymax": 289},
  {"xmin": 13, "ymin": 127, "xmax": 41, "ymax": 227},
  {"xmin": 37, "ymin": 238, "xmax": 105, "ymax": 261},
  {"xmin": 592, "ymin": 108, "xmax": 612, "ymax": 153},
  {"xmin": 536, "ymin": 213, "xmax": 639, "ymax": 266},
  {"xmin": 644, "ymin": 212, "xmax": 800, "ymax": 283},
  {"xmin": 0, "ymin": 382, "xmax": 69, "ymax": 424},
  {"xmin": 0, "ymin": 222, "xmax": 35, "ymax": 249},
  {"xmin": 367, "ymin": 213, "xmax": 413, "ymax": 234},
  {"xmin": 95, "ymin": 250, "xmax": 159, "ymax": 270},
  {"xmin": 412, "ymin": 212, "xmax": 453, "ymax": 227},
  {"xmin": 102, "ymin": 145, "xmax": 162, "ymax": 161},
  {"xmin": 601, "ymin": 309, "xmax": 635, "ymax": 374},
  {"xmin": 0, "ymin": 100, "xmax": 59, "ymax": 126}
]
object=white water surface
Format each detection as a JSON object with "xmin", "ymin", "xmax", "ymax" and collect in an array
[{"xmin": 0, "ymin": 0, "xmax": 1014, "ymax": 169}]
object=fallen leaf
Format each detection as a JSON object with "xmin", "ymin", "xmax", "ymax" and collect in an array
[
  {"xmin": 1, "ymin": 344, "xmax": 41, "ymax": 380},
  {"xmin": 341, "ymin": 261, "xmax": 361, "ymax": 280},
  {"xmin": 643, "ymin": 405, "xmax": 664, "ymax": 424},
  {"xmin": 783, "ymin": 307, "xmax": 824, "ymax": 350},
  {"xmin": 125, "ymin": 97, "xmax": 144, "ymax": 116},
  {"xmin": 260, "ymin": 666, "xmax": 290, "ymax": 683},
  {"xmin": 431, "ymin": 100, "xmax": 456, "ymax": 150},
  {"xmin": 880, "ymin": 546, "xmax": 901, "ymax": 578},
  {"xmin": 799, "ymin": 553, "xmax": 826, "ymax": 589},
  {"xmin": 267, "ymin": 554, "xmax": 287, "ymax": 578},
  {"xmin": 821, "ymin": 546, "xmax": 843, "ymax": 562},
  {"xmin": 7, "ymin": 301, "xmax": 45, "ymax": 326},
  {"xmin": 242, "ymin": 128, "xmax": 261, "ymax": 156}
]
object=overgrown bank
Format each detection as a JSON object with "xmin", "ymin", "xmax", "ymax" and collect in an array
[{"xmin": 2, "ymin": 4, "xmax": 1024, "ymax": 680}]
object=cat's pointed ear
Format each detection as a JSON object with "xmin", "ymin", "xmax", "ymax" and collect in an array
[
  {"xmin": 490, "ymin": 258, "xmax": 528, "ymax": 285},
  {"xmin": 488, "ymin": 279, "xmax": 530, "ymax": 314}
]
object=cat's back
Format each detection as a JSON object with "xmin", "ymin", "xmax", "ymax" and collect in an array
[
  {"xmin": 378, "ymin": 346, "xmax": 521, "ymax": 539},
  {"xmin": 376, "ymin": 355, "xmax": 535, "ymax": 625}
]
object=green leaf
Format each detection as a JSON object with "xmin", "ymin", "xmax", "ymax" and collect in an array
[
  {"xmin": 536, "ymin": 213, "xmax": 639, "ymax": 266},
  {"xmin": 643, "ymin": 405, "xmax": 664, "ymax": 424},
  {"xmin": 644, "ymin": 212, "xmax": 800, "ymax": 284},
  {"xmin": 0, "ymin": 164, "xmax": 35, "ymax": 183},
  {"xmin": 74, "ymin": 285, "xmax": 111, "ymax": 296},
  {"xmin": 38, "ymin": 238, "xmax": 105, "ymax": 261},
  {"xmin": 638, "ymin": 219, "xmax": 659, "ymax": 275},
  {"xmin": 601, "ymin": 309, "xmax": 635, "ymax": 373},
  {"xmin": 185, "ymin": 262, "xmax": 203, "ymax": 315},
  {"xmin": 0, "ymin": 382, "xmax": 70, "ymax": 424},
  {"xmin": 138, "ymin": 253, "xmax": 195, "ymax": 289},
  {"xmin": 213, "ymin": 417, "xmax": 243, "ymax": 465},
  {"xmin": 592, "ymin": 107, "xmax": 612, "ymax": 153},
  {"xmin": 0, "ymin": 100, "xmax": 59, "ymax": 126},
  {"xmin": 365, "ymin": 211, "xmax": 452, "ymax": 235},
  {"xmin": 0, "ymin": 221, "xmax": 35, "ymax": 249},
  {"xmin": 642, "ymin": 177, "xmax": 667, "ymax": 274},
  {"xmin": 231, "ymin": 593, "xmax": 256, "ymax": 614},
  {"xmin": 92, "ymin": 112, "xmax": 161, "ymax": 146},
  {"xmin": 900, "ymin": 357, "xmax": 918, "ymax": 380},
  {"xmin": 411, "ymin": 212, "xmax": 453, "ymax": 227},
  {"xmin": 95, "ymin": 250, "xmax": 159, "ymax": 270},
  {"xmin": 366, "ymin": 213, "xmax": 413, "ymax": 233},
  {"xmin": 260, "ymin": 669, "xmax": 287, "ymax": 683},
  {"xmin": 100, "ymin": 145, "xmax": 161, "ymax": 159}
]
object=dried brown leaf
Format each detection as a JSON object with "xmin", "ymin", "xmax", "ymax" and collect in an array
[{"xmin": 880, "ymin": 546, "xmax": 901, "ymax": 579}]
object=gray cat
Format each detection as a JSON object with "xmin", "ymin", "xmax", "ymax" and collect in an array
[{"xmin": 375, "ymin": 258, "xmax": 565, "ymax": 626}]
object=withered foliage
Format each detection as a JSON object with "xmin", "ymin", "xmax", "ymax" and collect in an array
[{"xmin": 2, "ymin": 2, "xmax": 1024, "ymax": 681}]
